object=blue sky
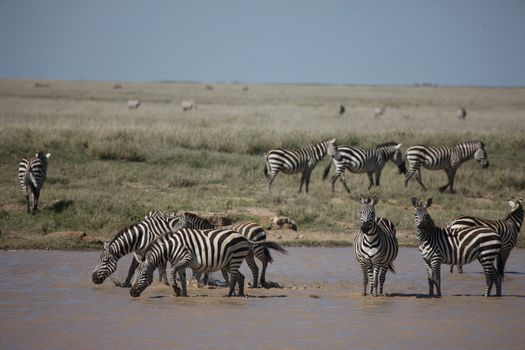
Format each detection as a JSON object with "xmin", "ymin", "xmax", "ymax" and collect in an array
[{"xmin": 1, "ymin": 0, "xmax": 524, "ymax": 86}]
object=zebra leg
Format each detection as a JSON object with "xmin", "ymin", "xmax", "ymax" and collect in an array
[
  {"xmin": 375, "ymin": 170, "xmax": 382, "ymax": 187},
  {"xmin": 267, "ymin": 173, "xmax": 277, "ymax": 193},
  {"xmin": 119, "ymin": 257, "xmax": 140, "ymax": 288},
  {"xmin": 338, "ymin": 174, "xmax": 351, "ymax": 193},
  {"xmin": 221, "ymin": 269, "xmax": 230, "ymax": 287},
  {"xmin": 176, "ymin": 268, "xmax": 189, "ymax": 297},
  {"xmin": 458, "ymin": 264, "xmax": 463, "ymax": 273},
  {"xmin": 24, "ymin": 193, "xmax": 30, "ymax": 213},
  {"xmin": 360, "ymin": 264, "xmax": 369, "ymax": 296},
  {"xmin": 379, "ymin": 266, "xmax": 387, "ymax": 295},
  {"xmin": 30, "ymin": 189, "xmax": 39, "ymax": 214},
  {"xmin": 245, "ymin": 253, "xmax": 260, "ymax": 288},
  {"xmin": 367, "ymin": 172, "xmax": 374, "ymax": 190},
  {"xmin": 424, "ymin": 260, "xmax": 434, "ymax": 296},
  {"xmin": 304, "ymin": 169, "xmax": 313, "ymax": 193},
  {"xmin": 330, "ymin": 173, "xmax": 340, "ymax": 193},
  {"xmin": 158, "ymin": 263, "xmax": 169, "ymax": 285},
  {"xmin": 498, "ymin": 249, "xmax": 510, "ymax": 277},
  {"xmin": 237, "ymin": 271, "xmax": 246, "ymax": 297},
  {"xmin": 259, "ymin": 255, "xmax": 269, "ymax": 287},
  {"xmin": 415, "ymin": 170, "xmax": 427, "ymax": 191},
  {"xmin": 298, "ymin": 171, "xmax": 306, "ymax": 193},
  {"xmin": 431, "ymin": 261, "xmax": 442, "ymax": 297},
  {"xmin": 170, "ymin": 268, "xmax": 182, "ymax": 296},
  {"xmin": 372, "ymin": 266, "xmax": 380, "ymax": 297},
  {"xmin": 404, "ymin": 168, "xmax": 417, "ymax": 187}
]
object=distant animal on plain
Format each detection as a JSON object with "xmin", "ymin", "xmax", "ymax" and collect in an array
[
  {"xmin": 18, "ymin": 152, "xmax": 51, "ymax": 214},
  {"xmin": 457, "ymin": 108, "xmax": 467, "ymax": 119},
  {"xmin": 339, "ymin": 104, "xmax": 346, "ymax": 115},
  {"xmin": 181, "ymin": 100, "xmax": 197, "ymax": 111},
  {"xmin": 127, "ymin": 99, "xmax": 141, "ymax": 109},
  {"xmin": 374, "ymin": 107, "xmax": 385, "ymax": 117}
]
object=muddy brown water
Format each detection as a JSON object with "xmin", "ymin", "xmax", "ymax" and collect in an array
[{"xmin": 0, "ymin": 247, "xmax": 524, "ymax": 350}]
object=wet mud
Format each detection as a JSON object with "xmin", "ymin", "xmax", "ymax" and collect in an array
[{"xmin": 1, "ymin": 247, "xmax": 524, "ymax": 350}]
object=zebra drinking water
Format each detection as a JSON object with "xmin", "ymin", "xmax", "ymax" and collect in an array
[
  {"xmin": 129, "ymin": 228, "xmax": 286, "ymax": 297},
  {"xmin": 447, "ymin": 198, "xmax": 523, "ymax": 274},
  {"xmin": 353, "ymin": 195, "xmax": 398, "ymax": 296},
  {"xmin": 323, "ymin": 142, "xmax": 406, "ymax": 193},
  {"xmin": 18, "ymin": 152, "xmax": 51, "ymax": 214},
  {"xmin": 264, "ymin": 138, "xmax": 339, "ymax": 193},
  {"xmin": 411, "ymin": 197, "xmax": 503, "ymax": 297},
  {"xmin": 405, "ymin": 140, "xmax": 489, "ymax": 193}
]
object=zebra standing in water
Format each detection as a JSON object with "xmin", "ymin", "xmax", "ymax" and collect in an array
[
  {"xmin": 130, "ymin": 228, "xmax": 286, "ymax": 298},
  {"xmin": 92, "ymin": 212, "xmax": 211, "ymax": 287},
  {"xmin": 447, "ymin": 198, "xmax": 523, "ymax": 274},
  {"xmin": 180, "ymin": 212, "xmax": 288, "ymax": 288},
  {"xmin": 323, "ymin": 142, "xmax": 406, "ymax": 193},
  {"xmin": 405, "ymin": 140, "xmax": 489, "ymax": 193},
  {"xmin": 353, "ymin": 195, "xmax": 398, "ymax": 296},
  {"xmin": 18, "ymin": 152, "xmax": 51, "ymax": 213},
  {"xmin": 411, "ymin": 197, "xmax": 503, "ymax": 297},
  {"xmin": 264, "ymin": 138, "xmax": 339, "ymax": 193}
]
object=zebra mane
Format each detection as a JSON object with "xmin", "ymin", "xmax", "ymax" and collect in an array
[
  {"xmin": 375, "ymin": 142, "xmax": 398, "ymax": 149},
  {"xmin": 181, "ymin": 212, "xmax": 216, "ymax": 228},
  {"xmin": 455, "ymin": 140, "xmax": 484, "ymax": 148},
  {"xmin": 108, "ymin": 218, "xmax": 152, "ymax": 247}
]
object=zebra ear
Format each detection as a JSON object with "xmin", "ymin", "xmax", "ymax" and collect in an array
[
  {"xmin": 411, "ymin": 197, "xmax": 419, "ymax": 207},
  {"xmin": 425, "ymin": 198, "xmax": 433, "ymax": 208},
  {"xmin": 370, "ymin": 195, "xmax": 379, "ymax": 205},
  {"xmin": 395, "ymin": 143, "xmax": 402, "ymax": 149},
  {"xmin": 45, "ymin": 153, "xmax": 51, "ymax": 159},
  {"xmin": 329, "ymin": 138, "xmax": 336, "ymax": 144},
  {"xmin": 103, "ymin": 242, "xmax": 109, "ymax": 250},
  {"xmin": 357, "ymin": 194, "xmax": 365, "ymax": 203}
]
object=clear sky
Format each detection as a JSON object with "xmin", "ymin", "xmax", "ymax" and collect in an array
[{"xmin": 1, "ymin": 0, "xmax": 524, "ymax": 86}]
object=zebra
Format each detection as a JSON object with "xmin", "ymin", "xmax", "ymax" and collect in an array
[
  {"xmin": 447, "ymin": 198, "xmax": 523, "ymax": 274},
  {"xmin": 179, "ymin": 212, "xmax": 288, "ymax": 288},
  {"xmin": 18, "ymin": 152, "xmax": 51, "ymax": 213},
  {"xmin": 353, "ymin": 194, "xmax": 398, "ymax": 296},
  {"xmin": 411, "ymin": 197, "xmax": 503, "ymax": 297},
  {"xmin": 405, "ymin": 140, "xmax": 489, "ymax": 193},
  {"xmin": 264, "ymin": 138, "xmax": 339, "ymax": 193},
  {"xmin": 129, "ymin": 228, "xmax": 286, "ymax": 298},
  {"xmin": 322, "ymin": 142, "xmax": 406, "ymax": 193}
]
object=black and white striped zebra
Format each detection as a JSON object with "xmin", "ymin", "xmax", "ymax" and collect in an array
[
  {"xmin": 264, "ymin": 138, "xmax": 338, "ymax": 193},
  {"xmin": 18, "ymin": 152, "xmax": 51, "ymax": 213},
  {"xmin": 411, "ymin": 197, "xmax": 503, "ymax": 297},
  {"xmin": 405, "ymin": 140, "xmax": 489, "ymax": 193},
  {"xmin": 447, "ymin": 198, "xmax": 523, "ymax": 274},
  {"xmin": 353, "ymin": 195, "xmax": 398, "ymax": 296},
  {"xmin": 92, "ymin": 213, "xmax": 193, "ymax": 287},
  {"xmin": 323, "ymin": 142, "xmax": 406, "ymax": 193},
  {"xmin": 129, "ymin": 228, "xmax": 286, "ymax": 297},
  {"xmin": 179, "ymin": 212, "xmax": 288, "ymax": 288}
]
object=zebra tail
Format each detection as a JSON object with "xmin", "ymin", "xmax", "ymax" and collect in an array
[
  {"xmin": 388, "ymin": 263, "xmax": 396, "ymax": 274},
  {"xmin": 263, "ymin": 153, "xmax": 269, "ymax": 178},
  {"xmin": 251, "ymin": 240, "xmax": 288, "ymax": 262},
  {"xmin": 497, "ymin": 253, "xmax": 505, "ymax": 281},
  {"xmin": 322, "ymin": 160, "xmax": 332, "ymax": 180}
]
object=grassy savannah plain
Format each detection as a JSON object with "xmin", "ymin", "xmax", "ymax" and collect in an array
[{"xmin": 0, "ymin": 79, "xmax": 524, "ymax": 249}]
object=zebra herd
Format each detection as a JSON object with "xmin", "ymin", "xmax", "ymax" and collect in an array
[
  {"xmin": 18, "ymin": 139, "xmax": 521, "ymax": 298},
  {"xmin": 264, "ymin": 138, "xmax": 489, "ymax": 194}
]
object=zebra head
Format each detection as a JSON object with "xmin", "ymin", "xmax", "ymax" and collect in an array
[
  {"xmin": 474, "ymin": 143, "xmax": 489, "ymax": 168},
  {"xmin": 92, "ymin": 242, "xmax": 118, "ymax": 284},
  {"xmin": 393, "ymin": 144, "xmax": 407, "ymax": 174},
  {"xmin": 358, "ymin": 194, "xmax": 378, "ymax": 233},
  {"xmin": 129, "ymin": 257, "xmax": 155, "ymax": 298},
  {"xmin": 411, "ymin": 197, "xmax": 433, "ymax": 231},
  {"xmin": 326, "ymin": 138, "xmax": 339, "ymax": 158}
]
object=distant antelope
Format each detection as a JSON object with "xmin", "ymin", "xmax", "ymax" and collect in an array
[
  {"xmin": 127, "ymin": 99, "xmax": 141, "ymax": 109},
  {"xmin": 181, "ymin": 100, "xmax": 197, "ymax": 111},
  {"xmin": 457, "ymin": 108, "xmax": 467, "ymax": 119}
]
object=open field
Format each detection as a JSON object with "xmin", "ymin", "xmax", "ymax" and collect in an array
[{"xmin": 0, "ymin": 79, "xmax": 524, "ymax": 249}]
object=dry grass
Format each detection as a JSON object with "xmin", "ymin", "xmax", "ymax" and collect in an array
[{"xmin": 0, "ymin": 79, "xmax": 524, "ymax": 249}]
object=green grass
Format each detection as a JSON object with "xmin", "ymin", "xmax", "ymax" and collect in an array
[{"xmin": 0, "ymin": 79, "xmax": 524, "ymax": 249}]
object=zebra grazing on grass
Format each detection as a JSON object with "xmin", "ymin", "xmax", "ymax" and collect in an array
[
  {"xmin": 264, "ymin": 138, "xmax": 339, "ymax": 193},
  {"xmin": 180, "ymin": 212, "xmax": 288, "ymax": 288},
  {"xmin": 323, "ymin": 142, "xmax": 406, "ymax": 193},
  {"xmin": 18, "ymin": 152, "xmax": 51, "ymax": 213},
  {"xmin": 354, "ymin": 195, "xmax": 398, "ymax": 296},
  {"xmin": 405, "ymin": 140, "xmax": 489, "ymax": 193},
  {"xmin": 129, "ymin": 228, "xmax": 286, "ymax": 297},
  {"xmin": 447, "ymin": 198, "xmax": 523, "ymax": 274},
  {"xmin": 411, "ymin": 197, "xmax": 503, "ymax": 297}
]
